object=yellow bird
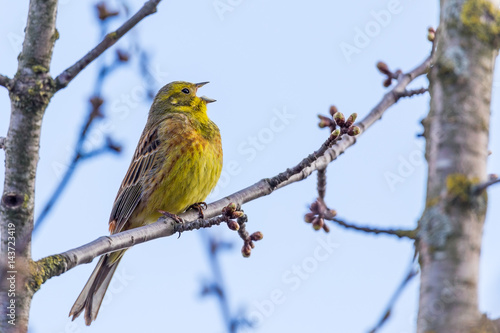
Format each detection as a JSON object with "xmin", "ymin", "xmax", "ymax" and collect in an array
[{"xmin": 70, "ymin": 81, "xmax": 223, "ymax": 325}]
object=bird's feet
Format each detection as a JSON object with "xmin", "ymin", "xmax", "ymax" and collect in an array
[
  {"xmin": 188, "ymin": 202, "xmax": 208, "ymax": 219},
  {"xmin": 158, "ymin": 210, "xmax": 184, "ymax": 224}
]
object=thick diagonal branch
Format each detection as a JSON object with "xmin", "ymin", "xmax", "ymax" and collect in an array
[{"xmin": 54, "ymin": 0, "xmax": 161, "ymax": 90}]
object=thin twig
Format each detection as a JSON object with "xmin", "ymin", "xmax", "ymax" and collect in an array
[
  {"xmin": 201, "ymin": 235, "xmax": 235, "ymax": 333},
  {"xmin": 32, "ymin": 99, "xmax": 121, "ymax": 235},
  {"xmin": 268, "ymin": 131, "xmax": 342, "ymax": 189},
  {"xmin": 32, "ymin": 143, "xmax": 119, "ymax": 233},
  {"xmin": 0, "ymin": 74, "xmax": 11, "ymax": 88},
  {"xmin": 54, "ymin": 0, "xmax": 161, "ymax": 90},
  {"xmin": 200, "ymin": 234, "xmax": 252, "ymax": 333},
  {"xmin": 328, "ymin": 216, "xmax": 416, "ymax": 239},
  {"xmin": 272, "ymin": 50, "xmax": 433, "ymax": 191},
  {"xmin": 472, "ymin": 175, "xmax": 500, "ymax": 195},
  {"xmin": 368, "ymin": 259, "xmax": 419, "ymax": 333},
  {"xmin": 398, "ymin": 87, "xmax": 428, "ymax": 98},
  {"xmin": 307, "ymin": 199, "xmax": 416, "ymax": 238},
  {"xmin": 33, "ymin": 48, "xmax": 434, "ymax": 285}
]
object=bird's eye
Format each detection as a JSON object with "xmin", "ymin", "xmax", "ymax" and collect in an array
[{"xmin": 182, "ymin": 88, "xmax": 190, "ymax": 94}]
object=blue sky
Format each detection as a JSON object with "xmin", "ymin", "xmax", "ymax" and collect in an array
[{"xmin": 1, "ymin": 0, "xmax": 499, "ymax": 332}]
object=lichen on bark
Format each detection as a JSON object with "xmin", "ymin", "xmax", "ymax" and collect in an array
[{"xmin": 461, "ymin": 0, "xmax": 500, "ymax": 47}]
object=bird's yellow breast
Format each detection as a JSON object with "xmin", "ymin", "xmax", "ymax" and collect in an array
[{"xmin": 135, "ymin": 114, "xmax": 222, "ymax": 225}]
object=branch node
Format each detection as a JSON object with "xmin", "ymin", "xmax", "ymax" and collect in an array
[{"xmin": 0, "ymin": 74, "xmax": 12, "ymax": 89}]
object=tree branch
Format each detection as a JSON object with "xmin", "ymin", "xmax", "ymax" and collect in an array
[
  {"xmin": 274, "ymin": 50, "xmax": 433, "ymax": 190},
  {"xmin": 54, "ymin": 0, "xmax": 161, "ymax": 90},
  {"xmin": 398, "ymin": 87, "xmax": 428, "ymax": 98},
  {"xmin": 472, "ymin": 174, "xmax": 500, "ymax": 195},
  {"xmin": 0, "ymin": 137, "xmax": 5, "ymax": 150},
  {"xmin": 305, "ymin": 198, "xmax": 416, "ymax": 238},
  {"xmin": 199, "ymin": 234, "xmax": 252, "ymax": 333},
  {"xmin": 33, "ymin": 96, "xmax": 121, "ymax": 235},
  {"xmin": 0, "ymin": 74, "xmax": 11, "ymax": 88},
  {"xmin": 327, "ymin": 216, "xmax": 417, "ymax": 239},
  {"xmin": 33, "ymin": 48, "xmax": 433, "ymax": 288},
  {"xmin": 369, "ymin": 260, "xmax": 419, "ymax": 333}
]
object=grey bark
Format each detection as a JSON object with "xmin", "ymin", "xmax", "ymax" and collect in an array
[{"xmin": 417, "ymin": 0, "xmax": 500, "ymax": 332}]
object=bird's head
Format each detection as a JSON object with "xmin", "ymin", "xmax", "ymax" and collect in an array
[{"xmin": 151, "ymin": 81, "xmax": 216, "ymax": 116}]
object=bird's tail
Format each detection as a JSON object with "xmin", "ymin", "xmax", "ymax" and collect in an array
[{"xmin": 69, "ymin": 250, "xmax": 125, "ymax": 325}]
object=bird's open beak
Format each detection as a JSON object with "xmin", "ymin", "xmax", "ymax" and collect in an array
[
  {"xmin": 195, "ymin": 82, "xmax": 216, "ymax": 103},
  {"xmin": 200, "ymin": 96, "xmax": 216, "ymax": 103}
]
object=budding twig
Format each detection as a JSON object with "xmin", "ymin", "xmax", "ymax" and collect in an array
[
  {"xmin": 328, "ymin": 216, "xmax": 417, "ymax": 240},
  {"xmin": 305, "ymin": 198, "xmax": 416, "ymax": 239}
]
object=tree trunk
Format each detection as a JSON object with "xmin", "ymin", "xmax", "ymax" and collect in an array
[
  {"xmin": 0, "ymin": 0, "xmax": 58, "ymax": 332},
  {"xmin": 418, "ymin": 0, "xmax": 499, "ymax": 332}
]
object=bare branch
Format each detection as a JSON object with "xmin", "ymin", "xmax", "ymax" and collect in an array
[
  {"xmin": 398, "ymin": 87, "xmax": 428, "ymax": 98},
  {"xmin": 368, "ymin": 260, "xmax": 419, "ymax": 333},
  {"xmin": 472, "ymin": 174, "xmax": 500, "ymax": 195},
  {"xmin": 327, "ymin": 216, "xmax": 416, "ymax": 240},
  {"xmin": 54, "ymin": 0, "xmax": 161, "ymax": 90},
  {"xmin": 200, "ymin": 234, "xmax": 253, "ymax": 332},
  {"xmin": 0, "ymin": 74, "xmax": 11, "ymax": 88},
  {"xmin": 33, "ymin": 96, "xmax": 121, "ymax": 235},
  {"xmin": 33, "ymin": 48, "xmax": 433, "ymax": 287},
  {"xmin": 274, "ymin": 51, "xmax": 433, "ymax": 190},
  {"xmin": 306, "ymin": 196, "xmax": 416, "ymax": 239}
]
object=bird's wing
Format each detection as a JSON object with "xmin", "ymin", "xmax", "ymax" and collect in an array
[{"xmin": 108, "ymin": 125, "xmax": 161, "ymax": 234}]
